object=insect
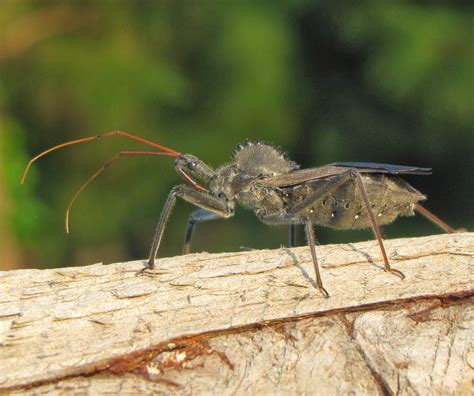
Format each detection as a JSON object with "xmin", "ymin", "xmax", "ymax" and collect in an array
[{"xmin": 22, "ymin": 131, "xmax": 462, "ymax": 298}]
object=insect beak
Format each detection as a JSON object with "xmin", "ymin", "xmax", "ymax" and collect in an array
[{"xmin": 176, "ymin": 166, "xmax": 209, "ymax": 193}]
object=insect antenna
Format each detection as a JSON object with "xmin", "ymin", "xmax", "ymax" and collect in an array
[
  {"xmin": 64, "ymin": 150, "xmax": 178, "ymax": 233},
  {"xmin": 21, "ymin": 130, "xmax": 181, "ymax": 184},
  {"xmin": 20, "ymin": 131, "xmax": 185, "ymax": 233}
]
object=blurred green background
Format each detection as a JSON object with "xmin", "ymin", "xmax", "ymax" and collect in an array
[{"xmin": 0, "ymin": 1, "xmax": 472, "ymax": 270}]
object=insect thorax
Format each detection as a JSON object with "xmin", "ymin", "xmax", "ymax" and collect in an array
[
  {"xmin": 230, "ymin": 142, "xmax": 298, "ymax": 213},
  {"xmin": 232, "ymin": 141, "xmax": 299, "ymax": 177},
  {"xmin": 211, "ymin": 141, "xmax": 299, "ymax": 205}
]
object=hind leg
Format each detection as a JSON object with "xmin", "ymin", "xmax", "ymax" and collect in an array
[{"xmin": 415, "ymin": 204, "xmax": 466, "ymax": 233}]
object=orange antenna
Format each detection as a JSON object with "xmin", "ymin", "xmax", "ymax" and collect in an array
[
  {"xmin": 21, "ymin": 131, "xmax": 184, "ymax": 233},
  {"xmin": 21, "ymin": 130, "xmax": 181, "ymax": 184},
  {"xmin": 63, "ymin": 150, "xmax": 177, "ymax": 233}
]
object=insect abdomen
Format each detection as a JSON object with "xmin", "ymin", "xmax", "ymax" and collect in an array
[{"xmin": 303, "ymin": 175, "xmax": 426, "ymax": 229}]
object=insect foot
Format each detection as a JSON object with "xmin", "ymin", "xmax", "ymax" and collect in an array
[
  {"xmin": 137, "ymin": 266, "xmax": 153, "ymax": 277},
  {"xmin": 385, "ymin": 267, "xmax": 406, "ymax": 280},
  {"xmin": 318, "ymin": 286, "xmax": 330, "ymax": 299}
]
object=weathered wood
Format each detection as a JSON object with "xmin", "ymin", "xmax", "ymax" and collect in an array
[{"xmin": 0, "ymin": 232, "xmax": 473, "ymax": 394}]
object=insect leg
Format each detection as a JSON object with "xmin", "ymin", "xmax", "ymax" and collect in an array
[
  {"xmin": 258, "ymin": 213, "xmax": 302, "ymax": 225},
  {"xmin": 352, "ymin": 171, "xmax": 405, "ymax": 279},
  {"xmin": 288, "ymin": 171, "xmax": 352, "ymax": 215},
  {"xmin": 183, "ymin": 209, "xmax": 223, "ymax": 254},
  {"xmin": 414, "ymin": 204, "xmax": 465, "ymax": 233},
  {"xmin": 284, "ymin": 175, "xmax": 354, "ymax": 248},
  {"xmin": 304, "ymin": 219, "xmax": 329, "ymax": 298},
  {"xmin": 147, "ymin": 186, "xmax": 233, "ymax": 270},
  {"xmin": 261, "ymin": 214, "xmax": 301, "ymax": 246},
  {"xmin": 258, "ymin": 213, "xmax": 328, "ymax": 297},
  {"xmin": 289, "ymin": 225, "xmax": 322, "ymax": 247}
]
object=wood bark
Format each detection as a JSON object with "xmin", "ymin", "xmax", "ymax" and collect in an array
[{"xmin": 0, "ymin": 232, "xmax": 473, "ymax": 395}]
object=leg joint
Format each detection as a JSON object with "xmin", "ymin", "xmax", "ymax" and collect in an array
[
  {"xmin": 349, "ymin": 169, "xmax": 359, "ymax": 178},
  {"xmin": 171, "ymin": 185, "xmax": 186, "ymax": 197}
]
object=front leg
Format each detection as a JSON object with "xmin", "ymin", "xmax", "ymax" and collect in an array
[{"xmin": 147, "ymin": 185, "xmax": 233, "ymax": 270}]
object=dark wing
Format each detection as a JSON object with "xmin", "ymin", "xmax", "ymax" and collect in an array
[
  {"xmin": 334, "ymin": 162, "xmax": 432, "ymax": 175},
  {"xmin": 257, "ymin": 165, "xmax": 350, "ymax": 187},
  {"xmin": 258, "ymin": 163, "xmax": 431, "ymax": 188}
]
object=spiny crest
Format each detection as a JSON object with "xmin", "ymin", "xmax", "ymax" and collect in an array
[{"xmin": 232, "ymin": 139, "xmax": 299, "ymax": 176}]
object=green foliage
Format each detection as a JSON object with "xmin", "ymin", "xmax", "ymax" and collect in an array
[
  {"xmin": 0, "ymin": 1, "xmax": 472, "ymax": 268},
  {"xmin": 0, "ymin": 118, "xmax": 56, "ymax": 262},
  {"xmin": 336, "ymin": 2, "xmax": 473, "ymax": 130}
]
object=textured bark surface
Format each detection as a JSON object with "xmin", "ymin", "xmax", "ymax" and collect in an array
[{"xmin": 0, "ymin": 232, "xmax": 473, "ymax": 395}]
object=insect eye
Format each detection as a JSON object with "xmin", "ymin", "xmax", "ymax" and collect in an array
[
  {"xmin": 218, "ymin": 192, "xmax": 226, "ymax": 200},
  {"xmin": 188, "ymin": 162, "xmax": 197, "ymax": 171}
]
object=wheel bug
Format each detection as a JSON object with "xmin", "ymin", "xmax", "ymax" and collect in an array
[{"xmin": 22, "ymin": 131, "xmax": 463, "ymax": 298}]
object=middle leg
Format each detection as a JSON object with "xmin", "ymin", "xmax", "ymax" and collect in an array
[
  {"xmin": 303, "ymin": 219, "xmax": 329, "ymax": 298},
  {"xmin": 183, "ymin": 209, "xmax": 223, "ymax": 254},
  {"xmin": 259, "ymin": 213, "xmax": 329, "ymax": 298}
]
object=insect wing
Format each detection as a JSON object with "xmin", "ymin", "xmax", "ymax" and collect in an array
[
  {"xmin": 258, "ymin": 162, "xmax": 432, "ymax": 188},
  {"xmin": 257, "ymin": 165, "xmax": 348, "ymax": 187},
  {"xmin": 333, "ymin": 162, "xmax": 432, "ymax": 175}
]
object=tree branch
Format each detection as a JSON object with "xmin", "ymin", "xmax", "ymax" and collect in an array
[{"xmin": 0, "ymin": 232, "xmax": 472, "ymax": 394}]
